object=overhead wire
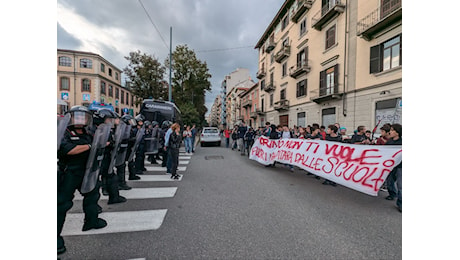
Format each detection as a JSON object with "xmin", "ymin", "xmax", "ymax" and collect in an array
[{"xmin": 138, "ymin": 0, "xmax": 169, "ymax": 51}]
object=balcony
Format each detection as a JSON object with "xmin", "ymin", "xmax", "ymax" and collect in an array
[
  {"xmin": 289, "ymin": 61, "xmax": 311, "ymax": 78},
  {"xmin": 312, "ymin": 0, "xmax": 346, "ymax": 31},
  {"xmin": 274, "ymin": 99, "xmax": 290, "ymax": 111},
  {"xmin": 242, "ymin": 99, "xmax": 252, "ymax": 108},
  {"xmin": 357, "ymin": 0, "xmax": 402, "ymax": 41},
  {"xmin": 265, "ymin": 39, "xmax": 276, "ymax": 53},
  {"xmin": 310, "ymin": 85, "xmax": 342, "ymax": 104},
  {"xmin": 275, "ymin": 45, "xmax": 291, "ymax": 63},
  {"xmin": 256, "ymin": 68, "xmax": 266, "ymax": 79},
  {"xmin": 291, "ymin": 0, "xmax": 313, "ymax": 23},
  {"xmin": 250, "ymin": 111, "xmax": 258, "ymax": 119},
  {"xmin": 263, "ymin": 81, "xmax": 276, "ymax": 92},
  {"xmin": 256, "ymin": 108, "xmax": 265, "ymax": 115}
]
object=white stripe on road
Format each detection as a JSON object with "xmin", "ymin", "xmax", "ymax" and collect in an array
[
  {"xmin": 128, "ymin": 175, "xmax": 182, "ymax": 182},
  {"xmin": 61, "ymin": 209, "xmax": 167, "ymax": 236},
  {"xmin": 144, "ymin": 166, "xmax": 186, "ymax": 172},
  {"xmin": 145, "ymin": 160, "xmax": 189, "ymax": 165},
  {"xmin": 74, "ymin": 187, "xmax": 177, "ymax": 200}
]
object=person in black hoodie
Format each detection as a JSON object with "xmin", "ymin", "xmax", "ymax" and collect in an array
[
  {"xmin": 169, "ymin": 123, "xmax": 182, "ymax": 180},
  {"xmin": 266, "ymin": 124, "xmax": 280, "ymax": 167},
  {"xmin": 385, "ymin": 123, "xmax": 402, "ymax": 212}
]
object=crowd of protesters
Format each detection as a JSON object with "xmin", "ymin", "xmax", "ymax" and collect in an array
[{"xmin": 222, "ymin": 121, "xmax": 402, "ymax": 213}]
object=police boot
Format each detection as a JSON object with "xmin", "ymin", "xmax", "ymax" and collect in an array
[
  {"xmin": 82, "ymin": 218, "xmax": 107, "ymax": 231},
  {"xmin": 101, "ymin": 177, "xmax": 109, "ymax": 196},
  {"xmin": 116, "ymin": 164, "xmax": 132, "ymax": 190},
  {"xmin": 107, "ymin": 175, "xmax": 127, "ymax": 205},
  {"xmin": 57, "ymin": 236, "xmax": 66, "ymax": 255}
]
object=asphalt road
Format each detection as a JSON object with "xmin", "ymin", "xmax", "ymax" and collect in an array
[{"xmin": 61, "ymin": 139, "xmax": 401, "ymax": 259}]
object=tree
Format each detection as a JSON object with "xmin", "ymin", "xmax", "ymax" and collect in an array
[
  {"xmin": 179, "ymin": 102, "xmax": 200, "ymax": 126},
  {"xmin": 123, "ymin": 50, "xmax": 167, "ymax": 105},
  {"xmin": 165, "ymin": 45, "xmax": 211, "ymax": 126}
]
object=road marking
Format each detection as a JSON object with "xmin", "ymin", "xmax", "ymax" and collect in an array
[
  {"xmin": 127, "ymin": 175, "xmax": 182, "ymax": 182},
  {"xmin": 73, "ymin": 187, "xmax": 177, "ymax": 200},
  {"xmin": 144, "ymin": 166, "xmax": 186, "ymax": 172},
  {"xmin": 145, "ymin": 160, "xmax": 189, "ymax": 165},
  {"xmin": 61, "ymin": 209, "xmax": 167, "ymax": 236}
]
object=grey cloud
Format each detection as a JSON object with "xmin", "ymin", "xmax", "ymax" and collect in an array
[{"xmin": 57, "ymin": 22, "xmax": 83, "ymax": 50}]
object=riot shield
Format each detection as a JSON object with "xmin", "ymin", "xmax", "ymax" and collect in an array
[
  {"xmin": 127, "ymin": 126, "xmax": 145, "ymax": 162},
  {"xmin": 107, "ymin": 121, "xmax": 129, "ymax": 174},
  {"xmin": 144, "ymin": 128, "xmax": 159, "ymax": 155},
  {"xmin": 114, "ymin": 124, "xmax": 132, "ymax": 166},
  {"xmin": 57, "ymin": 114, "xmax": 71, "ymax": 150},
  {"xmin": 81, "ymin": 123, "xmax": 111, "ymax": 194}
]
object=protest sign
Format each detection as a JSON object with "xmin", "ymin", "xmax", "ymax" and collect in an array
[{"xmin": 249, "ymin": 136, "xmax": 402, "ymax": 196}]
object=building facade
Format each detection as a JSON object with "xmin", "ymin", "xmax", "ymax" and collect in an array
[
  {"xmin": 254, "ymin": 0, "xmax": 401, "ymax": 131},
  {"xmin": 209, "ymin": 95, "xmax": 222, "ymax": 127},
  {"xmin": 239, "ymin": 82, "xmax": 261, "ymax": 128},
  {"xmin": 57, "ymin": 49, "xmax": 141, "ymax": 115}
]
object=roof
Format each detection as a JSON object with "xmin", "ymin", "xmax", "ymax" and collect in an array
[
  {"xmin": 57, "ymin": 48, "xmax": 123, "ymax": 73},
  {"xmin": 254, "ymin": 0, "xmax": 294, "ymax": 49}
]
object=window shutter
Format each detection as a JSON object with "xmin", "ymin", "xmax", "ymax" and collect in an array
[
  {"xmin": 370, "ymin": 45, "xmax": 381, "ymax": 73},
  {"xmin": 320, "ymin": 70, "xmax": 326, "ymax": 96},
  {"xmin": 305, "ymin": 46, "xmax": 309, "ymax": 66},
  {"xmin": 334, "ymin": 64, "xmax": 339, "ymax": 94},
  {"xmin": 304, "ymin": 79, "xmax": 308, "ymax": 96}
]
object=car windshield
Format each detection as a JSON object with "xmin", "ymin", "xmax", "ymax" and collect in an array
[{"xmin": 204, "ymin": 129, "xmax": 218, "ymax": 134}]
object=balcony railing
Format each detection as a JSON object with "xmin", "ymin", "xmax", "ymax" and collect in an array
[
  {"xmin": 311, "ymin": 0, "xmax": 345, "ymax": 30},
  {"xmin": 275, "ymin": 45, "xmax": 291, "ymax": 63},
  {"xmin": 242, "ymin": 99, "xmax": 252, "ymax": 108},
  {"xmin": 256, "ymin": 108, "xmax": 265, "ymax": 115},
  {"xmin": 256, "ymin": 68, "xmax": 266, "ymax": 79},
  {"xmin": 263, "ymin": 81, "xmax": 276, "ymax": 92},
  {"xmin": 250, "ymin": 111, "xmax": 258, "ymax": 118},
  {"xmin": 310, "ymin": 85, "xmax": 342, "ymax": 104},
  {"xmin": 265, "ymin": 39, "xmax": 276, "ymax": 53},
  {"xmin": 357, "ymin": 0, "xmax": 402, "ymax": 40},
  {"xmin": 291, "ymin": 0, "xmax": 314, "ymax": 23},
  {"xmin": 274, "ymin": 99, "xmax": 289, "ymax": 111},
  {"xmin": 289, "ymin": 60, "xmax": 311, "ymax": 78}
]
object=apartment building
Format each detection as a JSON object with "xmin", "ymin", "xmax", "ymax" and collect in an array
[
  {"xmin": 254, "ymin": 0, "xmax": 401, "ymax": 131},
  {"xmin": 209, "ymin": 95, "xmax": 222, "ymax": 127},
  {"xmin": 57, "ymin": 49, "xmax": 141, "ymax": 115},
  {"xmin": 239, "ymin": 82, "xmax": 261, "ymax": 128}
]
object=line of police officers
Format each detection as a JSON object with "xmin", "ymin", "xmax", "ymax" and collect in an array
[{"xmin": 57, "ymin": 105, "xmax": 173, "ymax": 256}]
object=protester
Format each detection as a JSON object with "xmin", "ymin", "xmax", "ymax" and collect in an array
[
  {"xmin": 307, "ymin": 125, "xmax": 323, "ymax": 140},
  {"xmin": 183, "ymin": 125, "xmax": 193, "ymax": 155},
  {"xmin": 319, "ymin": 125, "xmax": 327, "ymax": 140},
  {"xmin": 244, "ymin": 126, "xmax": 256, "ymax": 155},
  {"xmin": 281, "ymin": 125, "xmax": 294, "ymax": 172},
  {"xmin": 385, "ymin": 123, "xmax": 402, "ymax": 212},
  {"xmin": 351, "ymin": 126, "xmax": 370, "ymax": 144},
  {"xmin": 339, "ymin": 127, "xmax": 351, "ymax": 143},
  {"xmin": 223, "ymin": 127, "xmax": 231, "ymax": 148},
  {"xmin": 169, "ymin": 123, "xmax": 182, "ymax": 180},
  {"xmin": 237, "ymin": 122, "xmax": 248, "ymax": 155},
  {"xmin": 323, "ymin": 124, "xmax": 341, "ymax": 186},
  {"xmin": 231, "ymin": 125, "xmax": 238, "ymax": 150},
  {"xmin": 375, "ymin": 123, "xmax": 391, "ymax": 145},
  {"xmin": 263, "ymin": 122, "xmax": 271, "ymax": 137},
  {"xmin": 190, "ymin": 124, "xmax": 197, "ymax": 152}
]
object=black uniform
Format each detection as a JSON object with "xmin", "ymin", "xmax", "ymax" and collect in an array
[
  {"xmin": 57, "ymin": 128, "xmax": 105, "ymax": 253},
  {"xmin": 127, "ymin": 127, "xmax": 141, "ymax": 180},
  {"xmin": 134, "ymin": 127, "xmax": 146, "ymax": 175}
]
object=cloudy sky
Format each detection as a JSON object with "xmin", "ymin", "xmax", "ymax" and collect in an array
[{"xmin": 57, "ymin": 0, "xmax": 285, "ymax": 115}]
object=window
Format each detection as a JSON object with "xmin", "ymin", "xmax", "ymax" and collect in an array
[
  {"xmin": 319, "ymin": 64, "xmax": 339, "ymax": 96},
  {"xmin": 261, "ymin": 98, "xmax": 265, "ymax": 112},
  {"xmin": 126, "ymin": 92, "xmax": 129, "ymax": 105},
  {"xmin": 81, "ymin": 79, "xmax": 91, "ymax": 92},
  {"xmin": 297, "ymin": 47, "xmax": 308, "ymax": 67},
  {"xmin": 282, "ymin": 62, "xmax": 287, "ymax": 77},
  {"xmin": 300, "ymin": 18, "xmax": 307, "ymax": 36},
  {"xmin": 282, "ymin": 37, "xmax": 289, "ymax": 47},
  {"xmin": 100, "ymin": 63, "xmax": 105, "ymax": 73},
  {"xmin": 100, "ymin": 81, "xmax": 106, "ymax": 95},
  {"xmin": 322, "ymin": 107, "xmax": 336, "ymax": 127},
  {"xmin": 375, "ymin": 98, "xmax": 402, "ymax": 126},
  {"xmin": 59, "ymin": 56, "xmax": 72, "ymax": 67},
  {"xmin": 297, "ymin": 112, "xmax": 306, "ymax": 127},
  {"xmin": 115, "ymin": 88, "xmax": 119, "ymax": 99},
  {"xmin": 280, "ymin": 89, "xmax": 286, "ymax": 100},
  {"xmin": 121, "ymin": 90, "xmax": 125, "ymax": 104},
  {"xmin": 270, "ymin": 72, "xmax": 274, "ymax": 85},
  {"xmin": 115, "ymin": 72, "xmax": 119, "ymax": 80},
  {"xmin": 80, "ymin": 59, "xmax": 92, "ymax": 69},
  {"xmin": 325, "ymin": 25, "xmax": 336, "ymax": 49},
  {"xmin": 370, "ymin": 34, "xmax": 402, "ymax": 73},
  {"xmin": 296, "ymin": 79, "xmax": 307, "ymax": 98},
  {"xmin": 281, "ymin": 14, "xmax": 289, "ymax": 31},
  {"xmin": 270, "ymin": 94, "xmax": 274, "ymax": 107},
  {"xmin": 108, "ymin": 68, "xmax": 112, "ymax": 76},
  {"xmin": 270, "ymin": 53, "xmax": 274, "ymax": 64},
  {"xmin": 60, "ymin": 77, "xmax": 70, "ymax": 90},
  {"xmin": 109, "ymin": 85, "xmax": 113, "ymax": 97}
]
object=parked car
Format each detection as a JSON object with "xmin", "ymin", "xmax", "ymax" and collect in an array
[{"xmin": 200, "ymin": 127, "xmax": 221, "ymax": 147}]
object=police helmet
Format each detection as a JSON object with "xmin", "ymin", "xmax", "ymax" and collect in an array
[
  {"xmin": 93, "ymin": 108, "xmax": 117, "ymax": 126},
  {"xmin": 121, "ymin": 114, "xmax": 137, "ymax": 126},
  {"xmin": 152, "ymin": 121, "xmax": 159, "ymax": 128},
  {"xmin": 135, "ymin": 114, "xmax": 145, "ymax": 123},
  {"xmin": 144, "ymin": 120, "xmax": 152, "ymax": 127},
  {"xmin": 161, "ymin": 120, "xmax": 172, "ymax": 129},
  {"xmin": 66, "ymin": 105, "xmax": 92, "ymax": 127}
]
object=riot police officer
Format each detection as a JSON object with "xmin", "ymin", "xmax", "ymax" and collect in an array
[
  {"xmin": 57, "ymin": 106, "xmax": 107, "ymax": 255},
  {"xmin": 134, "ymin": 115, "xmax": 147, "ymax": 176},
  {"xmin": 93, "ymin": 108, "xmax": 127, "ymax": 204},
  {"xmin": 127, "ymin": 114, "xmax": 145, "ymax": 180},
  {"xmin": 117, "ymin": 114, "xmax": 137, "ymax": 190}
]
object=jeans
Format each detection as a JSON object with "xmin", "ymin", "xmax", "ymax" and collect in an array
[
  {"xmin": 225, "ymin": 137, "xmax": 229, "ymax": 148},
  {"xmin": 191, "ymin": 137, "xmax": 196, "ymax": 152},
  {"xmin": 387, "ymin": 167, "xmax": 402, "ymax": 209},
  {"xmin": 169, "ymin": 148, "xmax": 180, "ymax": 176},
  {"xmin": 184, "ymin": 138, "xmax": 192, "ymax": 153}
]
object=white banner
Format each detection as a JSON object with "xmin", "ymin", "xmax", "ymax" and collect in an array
[{"xmin": 249, "ymin": 136, "xmax": 402, "ymax": 196}]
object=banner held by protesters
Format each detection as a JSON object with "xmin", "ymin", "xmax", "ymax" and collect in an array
[{"xmin": 249, "ymin": 136, "xmax": 402, "ymax": 196}]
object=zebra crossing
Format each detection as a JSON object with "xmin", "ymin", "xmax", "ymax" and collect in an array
[{"xmin": 61, "ymin": 148, "xmax": 192, "ymax": 237}]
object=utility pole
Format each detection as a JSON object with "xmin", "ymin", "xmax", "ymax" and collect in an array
[{"xmin": 169, "ymin": 26, "xmax": 172, "ymax": 102}]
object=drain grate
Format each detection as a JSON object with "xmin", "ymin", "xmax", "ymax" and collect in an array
[{"xmin": 205, "ymin": 155, "xmax": 224, "ymax": 160}]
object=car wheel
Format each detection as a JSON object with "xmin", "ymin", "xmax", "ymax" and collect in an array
[
  {"xmin": 217, "ymin": 141, "xmax": 221, "ymax": 147},
  {"xmin": 201, "ymin": 142, "xmax": 205, "ymax": 147}
]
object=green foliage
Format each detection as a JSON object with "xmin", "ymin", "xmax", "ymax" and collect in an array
[
  {"xmin": 179, "ymin": 102, "xmax": 200, "ymax": 126},
  {"xmin": 123, "ymin": 50, "xmax": 167, "ymax": 105}
]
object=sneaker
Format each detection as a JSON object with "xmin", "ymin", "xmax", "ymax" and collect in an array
[
  {"xmin": 82, "ymin": 218, "xmax": 107, "ymax": 231},
  {"xmin": 108, "ymin": 196, "xmax": 127, "ymax": 205},
  {"xmin": 385, "ymin": 195, "xmax": 395, "ymax": 201},
  {"xmin": 165, "ymin": 172, "xmax": 171, "ymax": 175},
  {"xmin": 118, "ymin": 183, "xmax": 132, "ymax": 190},
  {"xmin": 128, "ymin": 175, "xmax": 141, "ymax": 180}
]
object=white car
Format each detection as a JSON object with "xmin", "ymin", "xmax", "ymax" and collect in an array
[{"xmin": 200, "ymin": 127, "xmax": 221, "ymax": 147}]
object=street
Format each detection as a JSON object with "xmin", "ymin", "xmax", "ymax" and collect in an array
[{"xmin": 61, "ymin": 138, "xmax": 401, "ymax": 259}]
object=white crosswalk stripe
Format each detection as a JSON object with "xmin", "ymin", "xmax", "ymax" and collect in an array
[{"xmin": 61, "ymin": 150, "xmax": 192, "ymax": 238}]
